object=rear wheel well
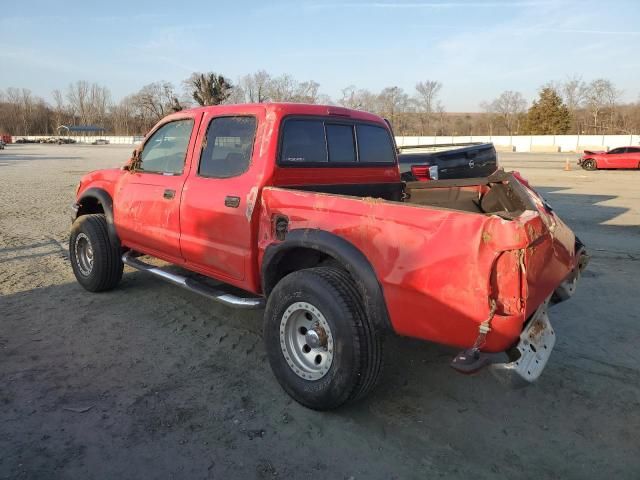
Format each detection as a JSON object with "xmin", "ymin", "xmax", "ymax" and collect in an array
[
  {"xmin": 265, "ymin": 247, "xmax": 347, "ymax": 294},
  {"xmin": 262, "ymin": 230, "xmax": 393, "ymax": 333},
  {"xmin": 76, "ymin": 196, "xmax": 105, "ymax": 217}
]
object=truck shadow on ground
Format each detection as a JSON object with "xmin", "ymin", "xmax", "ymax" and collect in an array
[{"xmin": 0, "ymin": 239, "xmax": 68, "ymax": 264}]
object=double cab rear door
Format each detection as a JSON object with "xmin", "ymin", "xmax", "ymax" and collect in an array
[{"xmin": 113, "ymin": 108, "xmax": 263, "ymax": 287}]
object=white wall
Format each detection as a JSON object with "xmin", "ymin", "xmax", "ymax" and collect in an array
[
  {"xmin": 396, "ymin": 134, "xmax": 640, "ymax": 152},
  {"xmin": 11, "ymin": 134, "xmax": 640, "ymax": 153},
  {"xmin": 12, "ymin": 135, "xmax": 144, "ymax": 145}
]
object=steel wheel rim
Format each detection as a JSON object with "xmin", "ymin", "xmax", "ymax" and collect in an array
[
  {"xmin": 280, "ymin": 301, "xmax": 334, "ymax": 380},
  {"xmin": 74, "ymin": 233, "xmax": 94, "ymax": 276}
]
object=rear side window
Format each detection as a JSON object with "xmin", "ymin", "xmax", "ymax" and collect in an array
[
  {"xmin": 280, "ymin": 120, "xmax": 327, "ymax": 163},
  {"xmin": 626, "ymin": 147, "xmax": 640, "ymax": 153},
  {"xmin": 279, "ymin": 118, "xmax": 395, "ymax": 166},
  {"xmin": 356, "ymin": 125, "xmax": 395, "ymax": 163},
  {"xmin": 199, "ymin": 116, "xmax": 257, "ymax": 178},
  {"xmin": 326, "ymin": 124, "xmax": 356, "ymax": 163}
]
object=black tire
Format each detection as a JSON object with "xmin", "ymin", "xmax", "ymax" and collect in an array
[
  {"xmin": 69, "ymin": 214, "xmax": 123, "ymax": 292},
  {"xmin": 582, "ymin": 159, "xmax": 597, "ymax": 171},
  {"xmin": 264, "ymin": 266, "xmax": 383, "ymax": 410}
]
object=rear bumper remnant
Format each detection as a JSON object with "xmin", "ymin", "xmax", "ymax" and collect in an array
[{"xmin": 489, "ymin": 298, "xmax": 555, "ymax": 387}]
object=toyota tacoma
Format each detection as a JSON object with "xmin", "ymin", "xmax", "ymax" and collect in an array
[{"xmin": 70, "ymin": 103, "xmax": 588, "ymax": 410}]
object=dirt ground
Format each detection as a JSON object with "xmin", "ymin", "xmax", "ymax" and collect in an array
[{"xmin": 1, "ymin": 144, "xmax": 639, "ymax": 479}]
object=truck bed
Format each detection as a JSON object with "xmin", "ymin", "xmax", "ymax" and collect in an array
[
  {"xmin": 282, "ymin": 171, "xmax": 530, "ymax": 217},
  {"xmin": 262, "ymin": 171, "xmax": 577, "ymax": 352}
]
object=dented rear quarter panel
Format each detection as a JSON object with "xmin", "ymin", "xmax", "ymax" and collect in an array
[{"xmin": 258, "ymin": 186, "xmax": 577, "ymax": 352}]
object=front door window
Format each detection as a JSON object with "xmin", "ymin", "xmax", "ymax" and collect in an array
[{"xmin": 139, "ymin": 119, "xmax": 194, "ymax": 174}]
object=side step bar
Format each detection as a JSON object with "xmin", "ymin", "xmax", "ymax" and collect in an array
[{"xmin": 122, "ymin": 251, "xmax": 265, "ymax": 309}]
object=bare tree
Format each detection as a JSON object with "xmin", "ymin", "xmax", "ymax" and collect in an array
[
  {"xmin": 293, "ymin": 80, "xmax": 320, "ymax": 103},
  {"xmin": 484, "ymin": 91, "xmax": 527, "ymax": 135},
  {"xmin": 338, "ymin": 86, "xmax": 377, "ymax": 111},
  {"xmin": 2, "ymin": 72, "xmax": 640, "ymax": 137},
  {"xmin": 131, "ymin": 82, "xmax": 182, "ymax": 130},
  {"xmin": 5, "ymin": 88, "xmax": 22, "ymax": 133},
  {"xmin": 238, "ymin": 70, "xmax": 272, "ymax": 103},
  {"xmin": 436, "ymin": 103, "xmax": 447, "ymax": 135},
  {"xmin": 377, "ymin": 86, "xmax": 405, "ymax": 117},
  {"xmin": 560, "ymin": 75, "xmax": 588, "ymax": 113},
  {"xmin": 414, "ymin": 80, "xmax": 442, "ymax": 135},
  {"xmin": 584, "ymin": 79, "xmax": 620, "ymax": 133},
  {"xmin": 19, "ymin": 89, "xmax": 36, "ymax": 135},
  {"xmin": 478, "ymin": 101, "xmax": 495, "ymax": 135},
  {"xmin": 226, "ymin": 71, "xmax": 325, "ymax": 105},
  {"xmin": 51, "ymin": 89, "xmax": 68, "ymax": 131},
  {"xmin": 89, "ymin": 84, "xmax": 111, "ymax": 126},
  {"xmin": 266, "ymin": 74, "xmax": 297, "ymax": 102},
  {"xmin": 66, "ymin": 80, "xmax": 90, "ymax": 125},
  {"xmin": 65, "ymin": 81, "xmax": 111, "ymax": 126},
  {"xmin": 339, "ymin": 85, "xmax": 359, "ymax": 109}
]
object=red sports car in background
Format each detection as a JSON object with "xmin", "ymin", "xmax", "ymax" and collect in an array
[{"xmin": 579, "ymin": 146, "xmax": 640, "ymax": 170}]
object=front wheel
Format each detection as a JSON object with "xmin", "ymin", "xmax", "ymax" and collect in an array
[
  {"xmin": 264, "ymin": 267, "xmax": 383, "ymax": 410},
  {"xmin": 582, "ymin": 159, "xmax": 597, "ymax": 171},
  {"xmin": 69, "ymin": 214, "xmax": 123, "ymax": 292}
]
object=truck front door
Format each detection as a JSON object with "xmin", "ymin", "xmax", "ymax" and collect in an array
[
  {"xmin": 114, "ymin": 115, "xmax": 200, "ymax": 262},
  {"xmin": 179, "ymin": 113, "xmax": 261, "ymax": 287}
]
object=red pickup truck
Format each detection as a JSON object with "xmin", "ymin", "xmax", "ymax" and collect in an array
[{"xmin": 70, "ymin": 103, "xmax": 587, "ymax": 409}]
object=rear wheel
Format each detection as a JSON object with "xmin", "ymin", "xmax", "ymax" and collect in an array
[
  {"xmin": 69, "ymin": 214, "xmax": 123, "ymax": 292},
  {"xmin": 264, "ymin": 267, "xmax": 383, "ymax": 410},
  {"xmin": 582, "ymin": 159, "xmax": 597, "ymax": 171}
]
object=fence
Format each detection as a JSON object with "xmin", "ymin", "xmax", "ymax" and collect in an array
[{"xmin": 10, "ymin": 134, "xmax": 640, "ymax": 152}]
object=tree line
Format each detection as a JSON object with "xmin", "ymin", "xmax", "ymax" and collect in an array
[{"xmin": 1, "ymin": 71, "xmax": 638, "ymax": 137}]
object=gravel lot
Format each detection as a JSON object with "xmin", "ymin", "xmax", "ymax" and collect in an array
[{"xmin": 1, "ymin": 144, "xmax": 639, "ymax": 479}]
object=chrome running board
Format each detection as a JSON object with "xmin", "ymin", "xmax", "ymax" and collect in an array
[{"xmin": 122, "ymin": 251, "xmax": 265, "ymax": 309}]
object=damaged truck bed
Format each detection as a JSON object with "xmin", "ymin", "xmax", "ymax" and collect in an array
[{"xmin": 70, "ymin": 103, "xmax": 587, "ymax": 410}]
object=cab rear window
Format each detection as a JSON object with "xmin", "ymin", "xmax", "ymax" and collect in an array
[
  {"xmin": 279, "ymin": 118, "xmax": 395, "ymax": 166},
  {"xmin": 356, "ymin": 124, "xmax": 396, "ymax": 163},
  {"xmin": 280, "ymin": 120, "xmax": 327, "ymax": 164}
]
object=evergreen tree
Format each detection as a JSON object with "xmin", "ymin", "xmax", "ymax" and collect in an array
[{"xmin": 523, "ymin": 87, "xmax": 571, "ymax": 134}]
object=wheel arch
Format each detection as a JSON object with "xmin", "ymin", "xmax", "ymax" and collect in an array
[
  {"xmin": 262, "ymin": 229, "xmax": 393, "ymax": 332},
  {"xmin": 76, "ymin": 187, "xmax": 120, "ymax": 247}
]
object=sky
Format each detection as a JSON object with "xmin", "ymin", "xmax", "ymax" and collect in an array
[{"xmin": 1, "ymin": 0, "xmax": 639, "ymax": 111}]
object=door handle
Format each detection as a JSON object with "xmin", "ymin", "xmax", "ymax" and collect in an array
[
  {"xmin": 225, "ymin": 196, "xmax": 240, "ymax": 208},
  {"xmin": 163, "ymin": 189, "xmax": 175, "ymax": 200}
]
